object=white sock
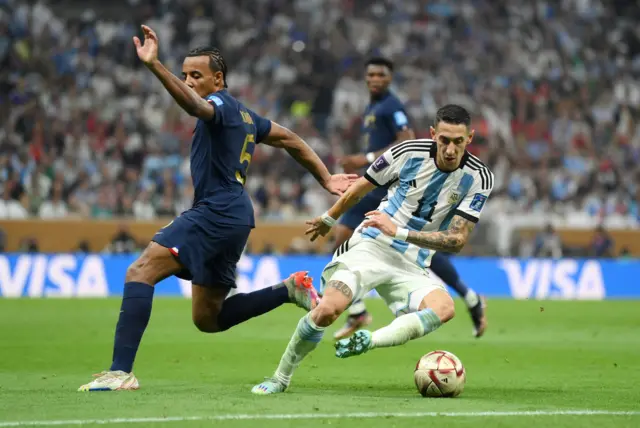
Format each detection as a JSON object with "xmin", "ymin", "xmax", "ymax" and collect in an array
[
  {"xmin": 371, "ymin": 308, "xmax": 442, "ymax": 348},
  {"xmin": 464, "ymin": 289, "xmax": 479, "ymax": 308},
  {"xmin": 348, "ymin": 300, "xmax": 367, "ymax": 316},
  {"xmin": 273, "ymin": 313, "xmax": 325, "ymax": 386}
]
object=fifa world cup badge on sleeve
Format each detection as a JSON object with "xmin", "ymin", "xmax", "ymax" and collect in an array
[
  {"xmin": 372, "ymin": 156, "xmax": 390, "ymax": 172},
  {"xmin": 470, "ymin": 193, "xmax": 487, "ymax": 212}
]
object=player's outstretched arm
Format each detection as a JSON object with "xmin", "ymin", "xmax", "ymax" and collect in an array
[
  {"xmin": 362, "ymin": 212, "xmax": 475, "ymax": 253},
  {"xmin": 133, "ymin": 25, "xmax": 214, "ymax": 120},
  {"xmin": 340, "ymin": 122, "xmax": 415, "ymax": 171},
  {"xmin": 305, "ymin": 177, "xmax": 376, "ymax": 241},
  {"xmin": 263, "ymin": 122, "xmax": 357, "ymax": 196}
]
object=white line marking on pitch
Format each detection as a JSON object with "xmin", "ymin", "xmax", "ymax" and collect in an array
[{"xmin": 1, "ymin": 410, "xmax": 639, "ymax": 427}]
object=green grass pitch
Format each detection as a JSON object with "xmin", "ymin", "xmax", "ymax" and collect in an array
[{"xmin": 0, "ymin": 298, "xmax": 638, "ymax": 427}]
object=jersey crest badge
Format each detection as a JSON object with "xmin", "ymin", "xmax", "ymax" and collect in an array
[
  {"xmin": 448, "ymin": 191, "xmax": 461, "ymax": 204},
  {"xmin": 364, "ymin": 114, "xmax": 376, "ymax": 127}
]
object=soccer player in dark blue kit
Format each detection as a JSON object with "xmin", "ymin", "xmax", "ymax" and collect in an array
[
  {"xmin": 78, "ymin": 25, "xmax": 357, "ymax": 392},
  {"xmin": 334, "ymin": 57, "xmax": 487, "ymax": 340}
]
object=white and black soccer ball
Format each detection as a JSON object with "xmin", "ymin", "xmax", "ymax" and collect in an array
[{"xmin": 414, "ymin": 350, "xmax": 466, "ymax": 398}]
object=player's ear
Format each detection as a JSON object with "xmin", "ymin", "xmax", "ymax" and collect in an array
[
  {"xmin": 214, "ymin": 71, "xmax": 224, "ymax": 87},
  {"xmin": 429, "ymin": 126, "xmax": 436, "ymax": 140},
  {"xmin": 467, "ymin": 128, "xmax": 475, "ymax": 145}
]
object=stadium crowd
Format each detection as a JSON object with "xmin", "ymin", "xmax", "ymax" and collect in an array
[{"xmin": 1, "ymin": 0, "xmax": 639, "ymax": 232}]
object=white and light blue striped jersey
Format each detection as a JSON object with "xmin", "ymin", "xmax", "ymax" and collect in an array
[{"xmin": 347, "ymin": 139, "xmax": 494, "ymax": 269}]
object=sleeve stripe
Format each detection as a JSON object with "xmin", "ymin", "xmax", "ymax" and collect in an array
[
  {"xmin": 466, "ymin": 155, "xmax": 494, "ymax": 191},
  {"xmin": 454, "ymin": 209, "xmax": 479, "ymax": 223},
  {"xmin": 390, "ymin": 139, "xmax": 434, "ymax": 157},
  {"xmin": 364, "ymin": 172, "xmax": 382, "ymax": 187},
  {"xmin": 391, "ymin": 147, "xmax": 432, "ymax": 159}
]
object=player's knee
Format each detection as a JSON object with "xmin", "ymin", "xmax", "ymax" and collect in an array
[
  {"xmin": 125, "ymin": 258, "xmax": 148, "ymax": 283},
  {"xmin": 420, "ymin": 293, "xmax": 455, "ymax": 323},
  {"xmin": 435, "ymin": 297, "xmax": 456, "ymax": 323},
  {"xmin": 192, "ymin": 314, "xmax": 222, "ymax": 333},
  {"xmin": 125, "ymin": 243, "xmax": 178, "ymax": 285},
  {"xmin": 311, "ymin": 301, "xmax": 344, "ymax": 327}
]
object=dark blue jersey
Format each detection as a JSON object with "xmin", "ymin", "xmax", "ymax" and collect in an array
[
  {"xmin": 361, "ymin": 91, "xmax": 409, "ymax": 199},
  {"xmin": 361, "ymin": 91, "xmax": 409, "ymax": 154},
  {"xmin": 190, "ymin": 89, "xmax": 271, "ymax": 227}
]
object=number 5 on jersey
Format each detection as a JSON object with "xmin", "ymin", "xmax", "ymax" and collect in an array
[{"xmin": 236, "ymin": 134, "xmax": 255, "ymax": 185}]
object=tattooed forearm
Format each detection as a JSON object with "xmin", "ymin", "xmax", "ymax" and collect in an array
[
  {"xmin": 406, "ymin": 215, "xmax": 476, "ymax": 253},
  {"xmin": 326, "ymin": 280, "xmax": 354, "ymax": 300}
]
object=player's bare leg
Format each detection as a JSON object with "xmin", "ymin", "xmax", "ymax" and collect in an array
[
  {"xmin": 192, "ymin": 271, "xmax": 318, "ymax": 333},
  {"xmin": 252, "ymin": 280, "xmax": 352, "ymax": 394},
  {"xmin": 335, "ymin": 289, "xmax": 454, "ymax": 358},
  {"xmin": 79, "ymin": 242, "xmax": 181, "ymax": 391},
  {"xmin": 331, "ymin": 225, "xmax": 374, "ymax": 340}
]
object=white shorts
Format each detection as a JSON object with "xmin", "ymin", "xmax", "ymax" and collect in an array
[{"xmin": 320, "ymin": 237, "xmax": 447, "ymax": 317}]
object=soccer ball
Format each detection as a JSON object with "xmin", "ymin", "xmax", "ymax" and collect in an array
[{"xmin": 414, "ymin": 350, "xmax": 466, "ymax": 397}]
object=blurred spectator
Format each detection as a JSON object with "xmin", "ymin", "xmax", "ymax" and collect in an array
[
  {"xmin": 589, "ymin": 225, "xmax": 615, "ymax": 258},
  {"xmin": 620, "ymin": 247, "xmax": 632, "ymax": 259},
  {"xmin": 76, "ymin": 240, "xmax": 91, "ymax": 254},
  {"xmin": 533, "ymin": 224, "xmax": 564, "ymax": 258},
  {"xmin": 0, "ymin": 182, "xmax": 28, "ymax": 219},
  {"xmin": 38, "ymin": 180, "xmax": 68, "ymax": 218},
  {"xmin": 18, "ymin": 238, "xmax": 39, "ymax": 253},
  {"xmin": 104, "ymin": 225, "xmax": 138, "ymax": 254},
  {"xmin": 133, "ymin": 189, "xmax": 156, "ymax": 220}
]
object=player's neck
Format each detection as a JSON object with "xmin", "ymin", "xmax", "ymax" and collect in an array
[
  {"xmin": 207, "ymin": 86, "xmax": 226, "ymax": 96},
  {"xmin": 370, "ymin": 90, "xmax": 389, "ymax": 102}
]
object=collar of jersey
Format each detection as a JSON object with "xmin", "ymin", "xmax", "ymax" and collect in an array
[
  {"xmin": 206, "ymin": 89, "xmax": 227, "ymax": 98},
  {"xmin": 370, "ymin": 90, "xmax": 391, "ymax": 103}
]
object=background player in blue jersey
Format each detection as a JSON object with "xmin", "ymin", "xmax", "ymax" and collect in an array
[
  {"xmin": 334, "ymin": 58, "xmax": 487, "ymax": 340},
  {"xmin": 78, "ymin": 25, "xmax": 356, "ymax": 392}
]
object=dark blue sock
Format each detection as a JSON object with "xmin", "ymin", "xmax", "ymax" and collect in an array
[
  {"xmin": 110, "ymin": 282, "xmax": 154, "ymax": 373},
  {"xmin": 217, "ymin": 284, "xmax": 289, "ymax": 331},
  {"xmin": 430, "ymin": 252, "xmax": 469, "ymax": 298}
]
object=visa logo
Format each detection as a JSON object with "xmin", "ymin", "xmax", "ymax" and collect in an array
[
  {"xmin": 499, "ymin": 259, "xmax": 605, "ymax": 300},
  {"xmin": 0, "ymin": 255, "xmax": 108, "ymax": 297}
]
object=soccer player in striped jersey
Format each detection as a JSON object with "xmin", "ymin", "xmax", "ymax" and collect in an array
[
  {"xmin": 252, "ymin": 105, "xmax": 494, "ymax": 394},
  {"xmin": 334, "ymin": 58, "xmax": 487, "ymax": 340}
]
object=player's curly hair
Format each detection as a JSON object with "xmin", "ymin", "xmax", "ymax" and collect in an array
[
  {"xmin": 366, "ymin": 57, "xmax": 394, "ymax": 72},
  {"xmin": 186, "ymin": 46, "xmax": 228, "ymax": 88}
]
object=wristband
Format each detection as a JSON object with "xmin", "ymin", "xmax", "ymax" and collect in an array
[
  {"xmin": 395, "ymin": 227, "xmax": 409, "ymax": 241},
  {"xmin": 321, "ymin": 212, "xmax": 337, "ymax": 227},
  {"xmin": 366, "ymin": 152, "xmax": 376, "ymax": 163}
]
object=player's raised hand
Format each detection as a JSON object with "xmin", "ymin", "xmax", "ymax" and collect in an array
[
  {"xmin": 133, "ymin": 25, "xmax": 159, "ymax": 65},
  {"xmin": 362, "ymin": 210, "xmax": 398, "ymax": 237},
  {"xmin": 305, "ymin": 217, "xmax": 332, "ymax": 242},
  {"xmin": 323, "ymin": 174, "xmax": 359, "ymax": 196}
]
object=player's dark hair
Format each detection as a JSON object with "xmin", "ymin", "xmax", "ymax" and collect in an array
[
  {"xmin": 435, "ymin": 104, "xmax": 471, "ymax": 128},
  {"xmin": 186, "ymin": 46, "xmax": 228, "ymax": 88},
  {"xmin": 366, "ymin": 57, "xmax": 394, "ymax": 72}
]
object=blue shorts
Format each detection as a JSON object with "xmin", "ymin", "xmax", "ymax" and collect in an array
[
  {"xmin": 152, "ymin": 204, "xmax": 251, "ymax": 288},
  {"xmin": 339, "ymin": 193, "xmax": 384, "ymax": 230}
]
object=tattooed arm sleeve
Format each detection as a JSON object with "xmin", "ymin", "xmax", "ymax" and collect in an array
[{"xmin": 405, "ymin": 215, "xmax": 476, "ymax": 253}]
